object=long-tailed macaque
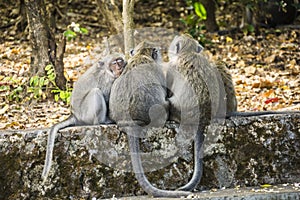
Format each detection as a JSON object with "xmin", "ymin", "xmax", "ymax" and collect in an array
[
  {"xmin": 167, "ymin": 34, "xmax": 300, "ymax": 192},
  {"xmin": 166, "ymin": 34, "xmax": 221, "ymax": 191},
  {"xmin": 42, "ymin": 52, "xmax": 126, "ymax": 181},
  {"xmin": 109, "ymin": 41, "xmax": 191, "ymax": 197},
  {"xmin": 210, "ymin": 54, "xmax": 300, "ymax": 117},
  {"xmin": 214, "ymin": 61, "xmax": 238, "ymax": 113},
  {"xmin": 183, "ymin": 37, "xmax": 299, "ymax": 118}
]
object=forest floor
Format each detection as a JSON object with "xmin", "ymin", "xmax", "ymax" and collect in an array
[{"xmin": 0, "ymin": 1, "xmax": 300, "ymax": 130}]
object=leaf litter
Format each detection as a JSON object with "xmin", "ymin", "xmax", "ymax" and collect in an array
[{"xmin": 0, "ymin": 28, "xmax": 299, "ymax": 130}]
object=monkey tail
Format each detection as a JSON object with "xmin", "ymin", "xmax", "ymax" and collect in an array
[
  {"xmin": 41, "ymin": 115, "xmax": 77, "ymax": 182},
  {"xmin": 177, "ymin": 130, "xmax": 204, "ymax": 191},
  {"xmin": 127, "ymin": 128, "xmax": 191, "ymax": 197},
  {"xmin": 226, "ymin": 111, "xmax": 294, "ymax": 118}
]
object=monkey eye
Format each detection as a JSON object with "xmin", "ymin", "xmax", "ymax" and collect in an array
[
  {"xmin": 130, "ymin": 49, "xmax": 135, "ymax": 56},
  {"xmin": 111, "ymin": 58, "xmax": 124, "ymax": 65},
  {"xmin": 116, "ymin": 59, "xmax": 124, "ymax": 63}
]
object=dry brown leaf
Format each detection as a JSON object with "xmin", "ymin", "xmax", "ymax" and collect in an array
[
  {"xmin": 0, "ymin": 104, "xmax": 9, "ymax": 115},
  {"xmin": 264, "ymin": 54, "xmax": 276, "ymax": 64},
  {"xmin": 262, "ymin": 89, "xmax": 275, "ymax": 98},
  {"xmin": 244, "ymin": 66, "xmax": 256, "ymax": 75}
]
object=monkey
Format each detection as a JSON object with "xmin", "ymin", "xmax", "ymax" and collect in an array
[
  {"xmin": 185, "ymin": 40, "xmax": 300, "ymax": 118},
  {"xmin": 109, "ymin": 41, "xmax": 192, "ymax": 197},
  {"xmin": 166, "ymin": 34, "xmax": 225, "ymax": 191},
  {"xmin": 41, "ymin": 52, "xmax": 126, "ymax": 182},
  {"xmin": 214, "ymin": 61, "xmax": 238, "ymax": 113},
  {"xmin": 210, "ymin": 56, "xmax": 300, "ymax": 117},
  {"xmin": 166, "ymin": 34, "xmax": 300, "ymax": 192}
]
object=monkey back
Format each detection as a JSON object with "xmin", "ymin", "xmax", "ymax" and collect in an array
[{"xmin": 109, "ymin": 62, "xmax": 168, "ymax": 127}]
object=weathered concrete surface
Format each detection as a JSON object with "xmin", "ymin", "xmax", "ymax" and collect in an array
[
  {"xmin": 0, "ymin": 113, "xmax": 299, "ymax": 199},
  {"xmin": 113, "ymin": 184, "xmax": 300, "ymax": 200}
]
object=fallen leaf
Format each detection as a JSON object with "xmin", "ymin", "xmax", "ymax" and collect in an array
[
  {"xmin": 0, "ymin": 104, "xmax": 9, "ymax": 115},
  {"xmin": 264, "ymin": 97, "xmax": 280, "ymax": 104},
  {"xmin": 252, "ymin": 81, "xmax": 260, "ymax": 88},
  {"xmin": 262, "ymin": 89, "xmax": 275, "ymax": 98},
  {"xmin": 260, "ymin": 79, "xmax": 273, "ymax": 88},
  {"xmin": 226, "ymin": 36, "xmax": 233, "ymax": 43},
  {"xmin": 260, "ymin": 184, "xmax": 272, "ymax": 188},
  {"xmin": 264, "ymin": 54, "xmax": 276, "ymax": 63},
  {"xmin": 244, "ymin": 66, "xmax": 256, "ymax": 75}
]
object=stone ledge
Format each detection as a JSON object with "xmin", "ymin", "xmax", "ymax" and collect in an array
[
  {"xmin": 0, "ymin": 113, "xmax": 299, "ymax": 199},
  {"xmin": 114, "ymin": 184, "xmax": 300, "ymax": 200}
]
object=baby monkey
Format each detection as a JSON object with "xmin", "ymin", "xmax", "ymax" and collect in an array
[{"xmin": 41, "ymin": 52, "xmax": 126, "ymax": 181}]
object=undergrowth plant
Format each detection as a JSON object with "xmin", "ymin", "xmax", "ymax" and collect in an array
[
  {"xmin": 64, "ymin": 22, "xmax": 88, "ymax": 41},
  {"xmin": 28, "ymin": 64, "xmax": 72, "ymax": 103},
  {"xmin": 0, "ymin": 76, "xmax": 24, "ymax": 102},
  {"xmin": 0, "ymin": 22, "xmax": 89, "ymax": 104},
  {"xmin": 181, "ymin": 0, "xmax": 208, "ymax": 45}
]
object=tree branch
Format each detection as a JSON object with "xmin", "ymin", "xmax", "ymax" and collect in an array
[{"xmin": 122, "ymin": 0, "xmax": 135, "ymax": 58}]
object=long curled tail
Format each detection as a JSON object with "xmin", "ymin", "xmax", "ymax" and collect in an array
[
  {"xmin": 41, "ymin": 115, "xmax": 77, "ymax": 182},
  {"xmin": 227, "ymin": 110, "xmax": 300, "ymax": 118},
  {"xmin": 177, "ymin": 130, "xmax": 204, "ymax": 191},
  {"xmin": 127, "ymin": 126, "xmax": 191, "ymax": 197}
]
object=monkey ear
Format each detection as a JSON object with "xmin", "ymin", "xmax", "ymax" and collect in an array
[
  {"xmin": 152, "ymin": 48, "xmax": 160, "ymax": 60},
  {"xmin": 98, "ymin": 61, "xmax": 105, "ymax": 67},
  {"xmin": 175, "ymin": 42, "xmax": 180, "ymax": 54},
  {"xmin": 130, "ymin": 49, "xmax": 135, "ymax": 57},
  {"xmin": 197, "ymin": 45, "xmax": 204, "ymax": 53}
]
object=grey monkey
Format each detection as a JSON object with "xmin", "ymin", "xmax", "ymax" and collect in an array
[
  {"xmin": 207, "ymin": 52, "xmax": 299, "ymax": 117},
  {"xmin": 167, "ymin": 34, "xmax": 299, "ymax": 192},
  {"xmin": 214, "ymin": 60, "xmax": 238, "ymax": 113},
  {"xmin": 166, "ymin": 34, "xmax": 227, "ymax": 191},
  {"xmin": 109, "ymin": 41, "xmax": 191, "ymax": 197},
  {"xmin": 180, "ymin": 37, "xmax": 299, "ymax": 118},
  {"xmin": 42, "ymin": 52, "xmax": 126, "ymax": 181}
]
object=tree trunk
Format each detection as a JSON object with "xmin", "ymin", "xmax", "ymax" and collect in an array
[
  {"xmin": 24, "ymin": 0, "xmax": 66, "ymax": 90},
  {"xmin": 97, "ymin": 0, "xmax": 123, "ymax": 34},
  {"xmin": 17, "ymin": 0, "xmax": 28, "ymax": 31},
  {"xmin": 123, "ymin": 0, "xmax": 135, "ymax": 58},
  {"xmin": 200, "ymin": 0, "xmax": 219, "ymax": 32}
]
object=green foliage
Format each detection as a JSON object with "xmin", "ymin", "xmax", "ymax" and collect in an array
[
  {"xmin": 45, "ymin": 64, "xmax": 72, "ymax": 103},
  {"xmin": 1, "ymin": 65, "xmax": 71, "ymax": 104},
  {"xmin": 27, "ymin": 65, "xmax": 72, "ymax": 103},
  {"xmin": 181, "ymin": 0, "xmax": 208, "ymax": 45},
  {"xmin": 2, "ymin": 22, "xmax": 88, "ymax": 104},
  {"xmin": 64, "ymin": 22, "xmax": 88, "ymax": 41},
  {"xmin": 0, "ymin": 77, "xmax": 24, "ymax": 102},
  {"xmin": 242, "ymin": 24, "xmax": 255, "ymax": 35},
  {"xmin": 193, "ymin": 2, "xmax": 207, "ymax": 20},
  {"xmin": 28, "ymin": 75, "xmax": 48, "ymax": 100}
]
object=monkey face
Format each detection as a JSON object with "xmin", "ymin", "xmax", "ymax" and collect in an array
[{"xmin": 109, "ymin": 57, "xmax": 126, "ymax": 78}]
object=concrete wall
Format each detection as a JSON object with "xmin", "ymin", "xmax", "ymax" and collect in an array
[{"xmin": 0, "ymin": 113, "xmax": 299, "ymax": 199}]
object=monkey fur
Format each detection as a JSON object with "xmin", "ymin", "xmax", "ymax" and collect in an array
[
  {"xmin": 189, "ymin": 39, "xmax": 299, "ymax": 118},
  {"xmin": 166, "ymin": 34, "xmax": 225, "ymax": 191},
  {"xmin": 109, "ymin": 41, "xmax": 191, "ymax": 197},
  {"xmin": 42, "ymin": 52, "xmax": 126, "ymax": 182},
  {"xmin": 212, "ymin": 55, "xmax": 300, "ymax": 117}
]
